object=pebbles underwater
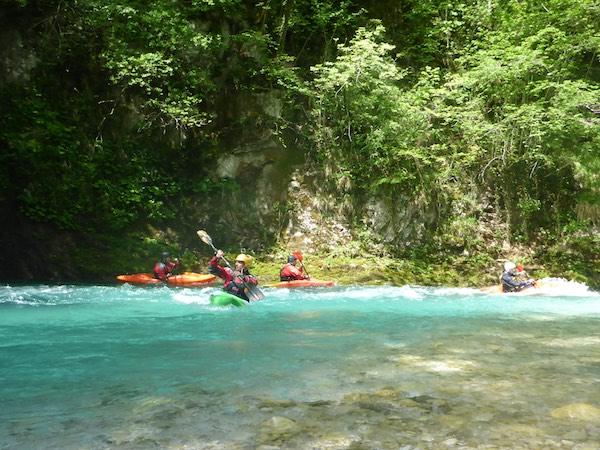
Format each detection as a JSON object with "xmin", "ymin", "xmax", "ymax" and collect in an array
[{"xmin": 1, "ymin": 283, "xmax": 599, "ymax": 449}]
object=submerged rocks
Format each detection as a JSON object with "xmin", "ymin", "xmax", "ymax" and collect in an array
[
  {"xmin": 259, "ymin": 398, "xmax": 298, "ymax": 409},
  {"xmin": 550, "ymin": 403, "xmax": 600, "ymax": 422},
  {"xmin": 258, "ymin": 416, "xmax": 301, "ymax": 445}
]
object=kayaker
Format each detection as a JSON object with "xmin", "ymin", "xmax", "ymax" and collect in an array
[
  {"xmin": 209, "ymin": 250, "xmax": 258, "ymax": 302},
  {"xmin": 501, "ymin": 261, "xmax": 535, "ymax": 293},
  {"xmin": 153, "ymin": 252, "xmax": 180, "ymax": 281},
  {"xmin": 279, "ymin": 254, "xmax": 309, "ymax": 281}
]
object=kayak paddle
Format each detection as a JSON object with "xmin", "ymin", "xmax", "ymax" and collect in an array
[{"xmin": 293, "ymin": 250, "xmax": 310, "ymax": 280}]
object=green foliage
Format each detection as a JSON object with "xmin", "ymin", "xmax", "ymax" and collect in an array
[
  {"xmin": 190, "ymin": 0, "xmax": 241, "ymax": 12},
  {"xmin": 95, "ymin": 1, "xmax": 220, "ymax": 131},
  {"xmin": 406, "ymin": 2, "xmax": 599, "ymax": 272},
  {"xmin": 1, "ymin": 0, "xmax": 256, "ymax": 235},
  {"xmin": 2, "ymin": 0, "xmax": 599, "ymax": 284},
  {"xmin": 310, "ymin": 22, "xmax": 431, "ymax": 193},
  {"xmin": 256, "ymin": 0, "xmax": 366, "ymax": 66},
  {"xmin": 261, "ymin": 54, "xmax": 308, "ymax": 94},
  {"xmin": 0, "ymin": 89, "xmax": 181, "ymax": 231},
  {"xmin": 1, "ymin": 93, "xmax": 80, "ymax": 229},
  {"xmin": 534, "ymin": 226, "xmax": 600, "ymax": 287},
  {"xmin": 439, "ymin": 217, "xmax": 484, "ymax": 252},
  {"xmin": 305, "ymin": 0, "xmax": 599, "ymax": 258}
]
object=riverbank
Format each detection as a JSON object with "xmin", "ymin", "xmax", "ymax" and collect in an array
[
  {"xmin": 251, "ymin": 256, "xmax": 596, "ymax": 290},
  {"xmin": 2, "ymin": 219, "xmax": 598, "ymax": 291},
  {"xmin": 199, "ymin": 246, "xmax": 599, "ymax": 291}
]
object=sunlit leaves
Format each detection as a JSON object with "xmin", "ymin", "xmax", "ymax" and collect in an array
[
  {"xmin": 311, "ymin": 22, "xmax": 430, "ymax": 192},
  {"xmin": 96, "ymin": 1, "xmax": 220, "ymax": 132},
  {"xmin": 107, "ymin": 52, "xmax": 174, "ymax": 95}
]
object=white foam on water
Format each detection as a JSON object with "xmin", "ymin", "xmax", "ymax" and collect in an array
[
  {"xmin": 398, "ymin": 285, "xmax": 427, "ymax": 300},
  {"xmin": 435, "ymin": 286, "xmax": 484, "ymax": 297},
  {"xmin": 295, "ymin": 284, "xmax": 427, "ymax": 302},
  {"xmin": 170, "ymin": 287, "xmax": 214, "ymax": 305},
  {"xmin": 533, "ymin": 277, "xmax": 597, "ymax": 296},
  {"xmin": 466, "ymin": 277, "xmax": 598, "ymax": 299}
]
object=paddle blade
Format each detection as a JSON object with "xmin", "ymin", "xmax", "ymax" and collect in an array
[
  {"xmin": 245, "ymin": 284, "xmax": 265, "ymax": 301},
  {"xmin": 196, "ymin": 230, "xmax": 213, "ymax": 247},
  {"xmin": 293, "ymin": 250, "xmax": 303, "ymax": 262}
]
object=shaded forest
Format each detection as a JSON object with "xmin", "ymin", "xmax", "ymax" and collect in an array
[{"xmin": 1, "ymin": 0, "xmax": 598, "ymax": 286}]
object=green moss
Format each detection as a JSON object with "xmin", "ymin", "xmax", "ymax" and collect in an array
[
  {"xmin": 248, "ymin": 243, "xmax": 598, "ymax": 291},
  {"xmin": 250, "ymin": 252, "xmax": 489, "ymax": 288},
  {"xmin": 62, "ymin": 222, "xmax": 598, "ymax": 291}
]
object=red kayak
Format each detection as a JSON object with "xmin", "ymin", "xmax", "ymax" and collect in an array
[
  {"xmin": 117, "ymin": 272, "xmax": 217, "ymax": 287},
  {"xmin": 269, "ymin": 279, "xmax": 336, "ymax": 288}
]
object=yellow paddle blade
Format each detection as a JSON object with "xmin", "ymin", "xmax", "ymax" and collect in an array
[{"xmin": 196, "ymin": 230, "xmax": 212, "ymax": 246}]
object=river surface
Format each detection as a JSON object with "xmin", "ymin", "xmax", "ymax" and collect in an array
[{"xmin": 1, "ymin": 281, "xmax": 599, "ymax": 449}]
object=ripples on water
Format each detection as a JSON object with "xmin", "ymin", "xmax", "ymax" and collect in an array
[{"xmin": 1, "ymin": 280, "xmax": 599, "ymax": 449}]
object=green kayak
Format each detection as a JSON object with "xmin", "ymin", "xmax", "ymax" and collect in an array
[{"xmin": 209, "ymin": 291, "xmax": 248, "ymax": 307}]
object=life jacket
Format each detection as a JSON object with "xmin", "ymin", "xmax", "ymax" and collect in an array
[
  {"xmin": 225, "ymin": 271, "xmax": 246, "ymax": 294},
  {"xmin": 154, "ymin": 261, "xmax": 178, "ymax": 281},
  {"xmin": 224, "ymin": 269, "xmax": 255, "ymax": 301},
  {"xmin": 153, "ymin": 262, "xmax": 163, "ymax": 280},
  {"xmin": 280, "ymin": 263, "xmax": 304, "ymax": 281}
]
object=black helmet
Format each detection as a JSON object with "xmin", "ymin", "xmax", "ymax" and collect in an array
[
  {"xmin": 161, "ymin": 252, "xmax": 171, "ymax": 261},
  {"xmin": 287, "ymin": 255, "xmax": 297, "ymax": 264}
]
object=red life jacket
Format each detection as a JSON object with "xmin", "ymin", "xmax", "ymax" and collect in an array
[
  {"xmin": 280, "ymin": 263, "xmax": 306, "ymax": 281},
  {"xmin": 153, "ymin": 261, "xmax": 178, "ymax": 281}
]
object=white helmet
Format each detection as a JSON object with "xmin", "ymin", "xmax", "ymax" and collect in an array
[{"xmin": 504, "ymin": 261, "xmax": 516, "ymax": 272}]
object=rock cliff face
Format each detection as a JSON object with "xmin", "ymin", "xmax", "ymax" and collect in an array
[
  {"xmin": 1, "ymin": 28, "xmax": 37, "ymax": 84},
  {"xmin": 0, "ymin": 200, "xmax": 82, "ymax": 281},
  {"xmin": 190, "ymin": 88, "xmax": 438, "ymax": 256}
]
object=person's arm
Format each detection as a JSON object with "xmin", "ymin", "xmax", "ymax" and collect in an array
[
  {"xmin": 242, "ymin": 273, "xmax": 258, "ymax": 285},
  {"xmin": 209, "ymin": 252, "xmax": 232, "ymax": 282},
  {"xmin": 518, "ymin": 279, "xmax": 535, "ymax": 290},
  {"xmin": 166, "ymin": 259, "xmax": 180, "ymax": 276},
  {"xmin": 300, "ymin": 265, "xmax": 309, "ymax": 280},
  {"xmin": 289, "ymin": 265, "xmax": 306, "ymax": 281}
]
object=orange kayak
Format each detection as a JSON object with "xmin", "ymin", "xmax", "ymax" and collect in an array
[
  {"xmin": 269, "ymin": 279, "xmax": 336, "ymax": 288},
  {"xmin": 116, "ymin": 273, "xmax": 162, "ymax": 285},
  {"xmin": 167, "ymin": 272, "xmax": 217, "ymax": 287},
  {"xmin": 117, "ymin": 272, "xmax": 216, "ymax": 287}
]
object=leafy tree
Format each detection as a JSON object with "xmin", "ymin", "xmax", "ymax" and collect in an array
[
  {"xmin": 431, "ymin": 17, "xmax": 600, "ymax": 236},
  {"xmin": 310, "ymin": 22, "xmax": 431, "ymax": 193}
]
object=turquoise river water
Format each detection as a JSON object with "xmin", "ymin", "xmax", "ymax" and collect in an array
[{"xmin": 1, "ymin": 280, "xmax": 600, "ymax": 449}]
